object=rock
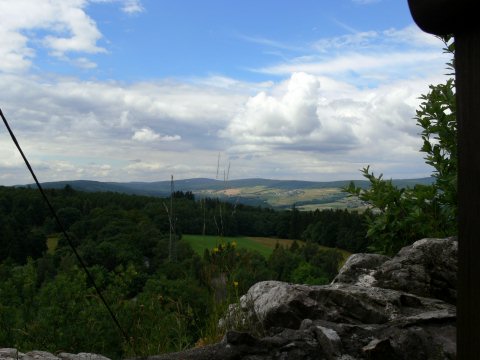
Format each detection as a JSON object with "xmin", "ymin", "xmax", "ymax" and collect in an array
[
  {"xmin": 0, "ymin": 349, "xmax": 23, "ymax": 360},
  {"xmin": 362, "ymin": 338, "xmax": 398, "ymax": 360},
  {"xmin": 233, "ymin": 281, "xmax": 454, "ymax": 329},
  {"xmin": 213, "ymin": 278, "xmax": 455, "ymax": 359},
  {"xmin": 374, "ymin": 237, "xmax": 457, "ymax": 304},
  {"xmin": 0, "ymin": 350, "xmax": 111, "ymax": 360},
  {"xmin": 312, "ymin": 325, "xmax": 342, "ymax": 359},
  {"xmin": 58, "ymin": 353, "xmax": 111, "ymax": 360},
  {"xmin": 144, "ymin": 329, "xmax": 327, "ymax": 360},
  {"xmin": 332, "ymin": 237, "xmax": 457, "ymax": 305},
  {"xmin": 23, "ymin": 351, "xmax": 59, "ymax": 360},
  {"xmin": 332, "ymin": 253, "xmax": 390, "ymax": 286}
]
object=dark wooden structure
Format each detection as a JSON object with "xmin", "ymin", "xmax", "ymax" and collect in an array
[{"xmin": 407, "ymin": 1, "xmax": 479, "ymax": 358}]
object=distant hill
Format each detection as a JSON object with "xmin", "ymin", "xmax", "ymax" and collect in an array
[{"xmin": 19, "ymin": 177, "xmax": 434, "ymax": 210}]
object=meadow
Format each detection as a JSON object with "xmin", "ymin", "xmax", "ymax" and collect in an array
[
  {"xmin": 183, "ymin": 234, "xmax": 351, "ymax": 266},
  {"xmin": 182, "ymin": 234, "xmax": 297, "ymax": 258}
]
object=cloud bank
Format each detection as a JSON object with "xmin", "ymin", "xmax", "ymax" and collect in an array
[{"xmin": 0, "ymin": 1, "xmax": 451, "ymax": 185}]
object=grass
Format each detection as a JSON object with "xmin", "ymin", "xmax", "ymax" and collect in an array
[
  {"xmin": 247, "ymin": 237, "xmax": 303, "ymax": 249},
  {"xmin": 183, "ymin": 234, "xmax": 274, "ymax": 258},
  {"xmin": 182, "ymin": 235, "xmax": 351, "ymax": 264},
  {"xmin": 46, "ymin": 234, "xmax": 59, "ymax": 254}
]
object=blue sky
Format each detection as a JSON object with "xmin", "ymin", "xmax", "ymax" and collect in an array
[{"xmin": 0, "ymin": 0, "xmax": 450, "ymax": 185}]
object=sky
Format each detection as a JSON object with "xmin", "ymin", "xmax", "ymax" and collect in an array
[{"xmin": 0, "ymin": 0, "xmax": 451, "ymax": 186}]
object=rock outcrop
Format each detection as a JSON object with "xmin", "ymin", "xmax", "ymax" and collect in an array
[
  {"xmin": 331, "ymin": 253, "xmax": 390, "ymax": 287},
  {"xmin": 2, "ymin": 237, "xmax": 457, "ymax": 360},
  {"xmin": 145, "ymin": 237, "xmax": 457, "ymax": 360},
  {"xmin": 332, "ymin": 236, "xmax": 457, "ymax": 306},
  {"xmin": 373, "ymin": 237, "xmax": 457, "ymax": 304},
  {"xmin": 0, "ymin": 349, "xmax": 110, "ymax": 360}
]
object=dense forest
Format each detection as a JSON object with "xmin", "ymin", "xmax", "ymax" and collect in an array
[{"xmin": 0, "ymin": 185, "xmax": 369, "ymax": 358}]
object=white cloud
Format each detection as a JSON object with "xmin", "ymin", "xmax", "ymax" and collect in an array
[
  {"xmin": 90, "ymin": 0, "xmax": 144, "ymax": 14},
  {"xmin": 42, "ymin": 3, "xmax": 105, "ymax": 56},
  {"xmin": 220, "ymin": 69, "xmax": 445, "ymax": 182},
  {"xmin": 236, "ymin": 34, "xmax": 303, "ymax": 52},
  {"xmin": 132, "ymin": 128, "xmax": 160, "ymax": 141},
  {"xmin": 313, "ymin": 31, "xmax": 379, "ymax": 52},
  {"xmin": 0, "ymin": 62, "xmax": 447, "ymax": 185},
  {"xmin": 383, "ymin": 25, "xmax": 442, "ymax": 48},
  {"xmin": 126, "ymin": 161, "xmax": 163, "ymax": 171},
  {"xmin": 257, "ymin": 26, "xmax": 447, "ymax": 87},
  {"xmin": 132, "ymin": 128, "xmax": 181, "ymax": 142},
  {"xmin": 69, "ymin": 57, "xmax": 98, "ymax": 69},
  {"xmin": 0, "ymin": 0, "xmax": 147, "ymax": 72},
  {"xmin": 0, "ymin": 29, "xmax": 33, "ymax": 72},
  {"xmin": 121, "ymin": 0, "xmax": 144, "ymax": 14},
  {"xmin": 221, "ymin": 73, "xmax": 321, "ymax": 143},
  {"xmin": 0, "ymin": 19, "xmax": 451, "ymax": 185},
  {"xmin": 0, "ymin": 72, "xmax": 251, "ymax": 184},
  {"xmin": 319, "ymin": 25, "xmax": 441, "ymax": 51},
  {"xmin": 160, "ymin": 134, "xmax": 181, "ymax": 142},
  {"xmin": 260, "ymin": 51, "xmax": 442, "ymax": 77}
]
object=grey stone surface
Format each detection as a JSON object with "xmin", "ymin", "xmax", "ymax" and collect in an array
[
  {"xmin": 332, "ymin": 253, "xmax": 390, "ymax": 286},
  {"xmin": 232, "ymin": 280, "xmax": 454, "ymax": 329},
  {"xmin": 0, "ymin": 351, "xmax": 111, "ymax": 360},
  {"xmin": 374, "ymin": 237, "xmax": 457, "ymax": 304}
]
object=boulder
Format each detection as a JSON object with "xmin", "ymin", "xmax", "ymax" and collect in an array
[
  {"xmin": 0, "ymin": 350, "xmax": 110, "ymax": 360},
  {"xmin": 332, "ymin": 253, "xmax": 390, "ymax": 286},
  {"xmin": 233, "ymin": 281, "xmax": 454, "ymax": 329},
  {"xmin": 204, "ymin": 277, "xmax": 454, "ymax": 359},
  {"xmin": 334, "ymin": 237, "xmax": 457, "ymax": 304},
  {"xmin": 373, "ymin": 237, "xmax": 457, "ymax": 304}
]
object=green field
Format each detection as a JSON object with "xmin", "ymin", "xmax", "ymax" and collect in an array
[
  {"xmin": 46, "ymin": 235, "xmax": 59, "ymax": 254},
  {"xmin": 183, "ymin": 234, "xmax": 275, "ymax": 258},
  {"xmin": 182, "ymin": 234, "xmax": 351, "ymax": 263}
]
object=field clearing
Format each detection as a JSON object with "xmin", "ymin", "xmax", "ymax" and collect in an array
[
  {"xmin": 266, "ymin": 188, "xmax": 344, "ymax": 207},
  {"xmin": 183, "ymin": 235, "xmax": 351, "ymax": 264},
  {"xmin": 248, "ymin": 237, "xmax": 351, "ymax": 267},
  {"xmin": 247, "ymin": 237, "xmax": 303, "ymax": 249},
  {"xmin": 197, "ymin": 186, "xmax": 356, "ymax": 210},
  {"xmin": 46, "ymin": 235, "xmax": 59, "ymax": 254},
  {"xmin": 183, "ymin": 234, "xmax": 272, "ymax": 258}
]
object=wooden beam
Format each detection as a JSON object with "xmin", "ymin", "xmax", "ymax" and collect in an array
[
  {"xmin": 407, "ymin": 0, "xmax": 455, "ymax": 34},
  {"xmin": 408, "ymin": 0, "xmax": 477, "ymax": 35},
  {"xmin": 456, "ymin": 29, "xmax": 480, "ymax": 359},
  {"xmin": 408, "ymin": 1, "xmax": 480, "ymax": 358}
]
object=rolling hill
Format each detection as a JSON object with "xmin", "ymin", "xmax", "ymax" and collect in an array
[{"xmin": 19, "ymin": 177, "xmax": 434, "ymax": 210}]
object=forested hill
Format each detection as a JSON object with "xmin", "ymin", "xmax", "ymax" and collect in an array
[
  {"xmin": 19, "ymin": 177, "xmax": 434, "ymax": 210},
  {"xmin": 1, "ymin": 184, "xmax": 367, "ymax": 357}
]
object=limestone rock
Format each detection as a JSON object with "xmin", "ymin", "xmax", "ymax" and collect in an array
[
  {"xmin": 0, "ymin": 350, "xmax": 111, "ymax": 360},
  {"xmin": 234, "ymin": 281, "xmax": 454, "ymax": 329},
  {"xmin": 332, "ymin": 253, "xmax": 390, "ymax": 286},
  {"xmin": 58, "ymin": 353, "xmax": 111, "ymax": 360},
  {"xmin": 0, "ymin": 349, "xmax": 23, "ymax": 360},
  {"xmin": 333, "ymin": 237, "xmax": 457, "ymax": 305},
  {"xmin": 374, "ymin": 237, "xmax": 457, "ymax": 304}
]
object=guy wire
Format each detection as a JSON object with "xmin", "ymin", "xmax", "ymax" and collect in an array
[{"xmin": 0, "ymin": 108, "xmax": 135, "ymax": 354}]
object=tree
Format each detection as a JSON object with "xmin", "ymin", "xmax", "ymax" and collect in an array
[{"xmin": 346, "ymin": 36, "xmax": 456, "ymax": 255}]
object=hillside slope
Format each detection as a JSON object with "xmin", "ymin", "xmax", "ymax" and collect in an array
[{"xmin": 20, "ymin": 177, "xmax": 434, "ymax": 210}]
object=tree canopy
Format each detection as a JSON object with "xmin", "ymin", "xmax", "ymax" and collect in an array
[{"xmin": 345, "ymin": 36, "xmax": 457, "ymax": 255}]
